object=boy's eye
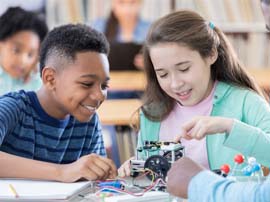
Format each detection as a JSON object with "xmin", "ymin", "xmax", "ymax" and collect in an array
[
  {"xmin": 101, "ymin": 83, "xmax": 109, "ymax": 90},
  {"xmin": 12, "ymin": 47, "xmax": 20, "ymax": 54},
  {"xmin": 81, "ymin": 82, "xmax": 94, "ymax": 87}
]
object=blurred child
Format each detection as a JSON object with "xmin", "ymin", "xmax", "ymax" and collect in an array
[
  {"xmin": 118, "ymin": 10, "xmax": 270, "ymax": 177},
  {"xmin": 0, "ymin": 7, "xmax": 48, "ymax": 95},
  {"xmin": 0, "ymin": 24, "xmax": 117, "ymax": 182},
  {"xmin": 93, "ymin": 0, "xmax": 151, "ymax": 99},
  {"xmin": 93, "ymin": 0, "xmax": 150, "ymax": 44}
]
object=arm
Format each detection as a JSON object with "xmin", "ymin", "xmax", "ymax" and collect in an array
[
  {"xmin": 0, "ymin": 151, "xmax": 117, "ymax": 182},
  {"xmin": 175, "ymin": 91, "xmax": 270, "ymax": 166},
  {"xmin": 188, "ymin": 170, "xmax": 270, "ymax": 202},
  {"xmin": 224, "ymin": 92, "xmax": 270, "ymax": 166},
  {"xmin": 167, "ymin": 157, "xmax": 270, "ymax": 202}
]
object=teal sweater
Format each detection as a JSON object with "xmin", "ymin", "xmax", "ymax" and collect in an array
[
  {"xmin": 139, "ymin": 82, "xmax": 270, "ymax": 169},
  {"xmin": 0, "ymin": 66, "xmax": 41, "ymax": 96}
]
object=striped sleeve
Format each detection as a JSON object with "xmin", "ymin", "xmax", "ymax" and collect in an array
[{"xmin": 0, "ymin": 96, "xmax": 22, "ymax": 144}]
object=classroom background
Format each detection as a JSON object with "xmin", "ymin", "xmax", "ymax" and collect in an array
[{"xmin": 4, "ymin": 0, "xmax": 270, "ymax": 166}]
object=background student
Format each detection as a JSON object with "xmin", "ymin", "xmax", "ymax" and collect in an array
[
  {"xmin": 118, "ymin": 9, "xmax": 270, "ymax": 177},
  {"xmin": 0, "ymin": 7, "xmax": 48, "ymax": 95},
  {"xmin": 167, "ymin": 0, "xmax": 270, "ymax": 201},
  {"xmin": 92, "ymin": 0, "xmax": 151, "ymax": 99},
  {"xmin": 0, "ymin": 24, "xmax": 117, "ymax": 182},
  {"xmin": 92, "ymin": 0, "xmax": 150, "ymax": 44}
]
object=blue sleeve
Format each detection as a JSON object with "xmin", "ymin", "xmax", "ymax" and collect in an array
[
  {"xmin": 0, "ymin": 95, "xmax": 21, "ymax": 145},
  {"xmin": 188, "ymin": 170, "xmax": 270, "ymax": 202}
]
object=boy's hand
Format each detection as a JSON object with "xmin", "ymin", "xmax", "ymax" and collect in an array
[
  {"xmin": 118, "ymin": 156, "xmax": 134, "ymax": 177},
  {"xmin": 59, "ymin": 154, "xmax": 117, "ymax": 182}
]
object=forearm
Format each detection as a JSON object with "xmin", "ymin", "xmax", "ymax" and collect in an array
[
  {"xmin": 188, "ymin": 170, "xmax": 270, "ymax": 202},
  {"xmin": 0, "ymin": 152, "xmax": 62, "ymax": 181}
]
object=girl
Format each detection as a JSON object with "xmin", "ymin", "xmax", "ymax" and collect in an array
[
  {"xmin": 119, "ymin": 10, "xmax": 270, "ymax": 176},
  {"xmin": 0, "ymin": 7, "xmax": 48, "ymax": 95}
]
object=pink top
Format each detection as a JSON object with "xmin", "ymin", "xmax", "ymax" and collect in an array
[{"xmin": 159, "ymin": 82, "xmax": 217, "ymax": 169}]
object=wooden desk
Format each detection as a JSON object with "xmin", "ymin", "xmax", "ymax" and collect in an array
[
  {"xmin": 248, "ymin": 69, "xmax": 270, "ymax": 89},
  {"xmin": 109, "ymin": 71, "xmax": 146, "ymax": 91},
  {"xmin": 97, "ymin": 99, "xmax": 142, "ymax": 125}
]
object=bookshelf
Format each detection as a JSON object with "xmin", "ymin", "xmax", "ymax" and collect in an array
[{"xmin": 45, "ymin": 0, "xmax": 270, "ymax": 69}]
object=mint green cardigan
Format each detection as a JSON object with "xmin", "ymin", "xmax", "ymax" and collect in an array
[{"xmin": 139, "ymin": 82, "xmax": 270, "ymax": 169}]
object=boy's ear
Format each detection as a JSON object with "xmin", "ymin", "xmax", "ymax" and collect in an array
[{"xmin": 41, "ymin": 66, "xmax": 57, "ymax": 90}]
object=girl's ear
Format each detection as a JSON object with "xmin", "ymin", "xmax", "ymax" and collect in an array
[
  {"xmin": 208, "ymin": 48, "xmax": 218, "ymax": 65},
  {"xmin": 41, "ymin": 66, "xmax": 57, "ymax": 90}
]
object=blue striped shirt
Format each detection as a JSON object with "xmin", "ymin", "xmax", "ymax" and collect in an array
[{"xmin": 0, "ymin": 90, "xmax": 106, "ymax": 164}]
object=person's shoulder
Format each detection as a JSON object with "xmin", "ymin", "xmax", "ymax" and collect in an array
[
  {"xmin": 217, "ymin": 81, "xmax": 255, "ymax": 94},
  {"xmin": 91, "ymin": 18, "xmax": 107, "ymax": 32},
  {"xmin": 138, "ymin": 18, "xmax": 151, "ymax": 28},
  {"xmin": 0, "ymin": 90, "xmax": 31, "ymax": 104},
  {"xmin": 216, "ymin": 81, "xmax": 266, "ymax": 103}
]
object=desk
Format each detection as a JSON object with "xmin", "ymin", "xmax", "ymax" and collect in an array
[
  {"xmin": 97, "ymin": 99, "xmax": 142, "ymax": 125},
  {"xmin": 248, "ymin": 69, "xmax": 270, "ymax": 89},
  {"xmin": 109, "ymin": 71, "xmax": 146, "ymax": 91}
]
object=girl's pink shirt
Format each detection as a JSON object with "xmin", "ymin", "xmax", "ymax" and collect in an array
[{"xmin": 159, "ymin": 82, "xmax": 217, "ymax": 169}]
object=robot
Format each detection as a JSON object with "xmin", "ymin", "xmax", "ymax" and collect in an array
[{"xmin": 130, "ymin": 141, "xmax": 185, "ymax": 180}]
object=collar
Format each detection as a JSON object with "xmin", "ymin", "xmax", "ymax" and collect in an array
[{"xmin": 213, "ymin": 81, "xmax": 232, "ymax": 105}]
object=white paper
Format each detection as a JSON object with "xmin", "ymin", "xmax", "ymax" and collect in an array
[{"xmin": 0, "ymin": 179, "xmax": 93, "ymax": 200}]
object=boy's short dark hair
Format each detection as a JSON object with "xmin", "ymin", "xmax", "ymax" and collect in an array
[
  {"xmin": 0, "ymin": 7, "xmax": 48, "ymax": 41},
  {"xmin": 39, "ymin": 24, "xmax": 110, "ymax": 75}
]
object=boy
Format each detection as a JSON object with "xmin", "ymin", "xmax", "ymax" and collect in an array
[
  {"xmin": 0, "ymin": 24, "xmax": 117, "ymax": 182},
  {"xmin": 0, "ymin": 7, "xmax": 48, "ymax": 95}
]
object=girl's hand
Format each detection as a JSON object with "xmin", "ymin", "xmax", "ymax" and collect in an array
[
  {"xmin": 118, "ymin": 156, "xmax": 135, "ymax": 177},
  {"xmin": 175, "ymin": 116, "xmax": 234, "ymax": 141}
]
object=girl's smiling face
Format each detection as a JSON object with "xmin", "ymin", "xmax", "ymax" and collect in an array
[{"xmin": 150, "ymin": 43, "xmax": 217, "ymax": 106}]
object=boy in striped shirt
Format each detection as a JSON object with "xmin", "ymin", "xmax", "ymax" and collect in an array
[{"xmin": 0, "ymin": 24, "xmax": 117, "ymax": 182}]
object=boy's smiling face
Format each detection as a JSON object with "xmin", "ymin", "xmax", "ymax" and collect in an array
[{"xmin": 40, "ymin": 51, "xmax": 110, "ymax": 122}]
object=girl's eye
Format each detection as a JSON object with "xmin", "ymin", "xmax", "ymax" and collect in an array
[
  {"xmin": 159, "ymin": 73, "xmax": 168, "ymax": 78},
  {"xmin": 179, "ymin": 67, "xmax": 190, "ymax": 72}
]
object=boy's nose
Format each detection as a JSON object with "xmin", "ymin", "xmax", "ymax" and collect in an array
[{"xmin": 90, "ymin": 87, "xmax": 106, "ymax": 102}]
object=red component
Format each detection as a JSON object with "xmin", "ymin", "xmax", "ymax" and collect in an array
[
  {"xmin": 234, "ymin": 154, "xmax": 244, "ymax": 164},
  {"xmin": 220, "ymin": 164, "xmax": 230, "ymax": 174}
]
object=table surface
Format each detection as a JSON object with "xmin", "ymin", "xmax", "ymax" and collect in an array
[{"xmin": 97, "ymin": 99, "xmax": 141, "ymax": 125}]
